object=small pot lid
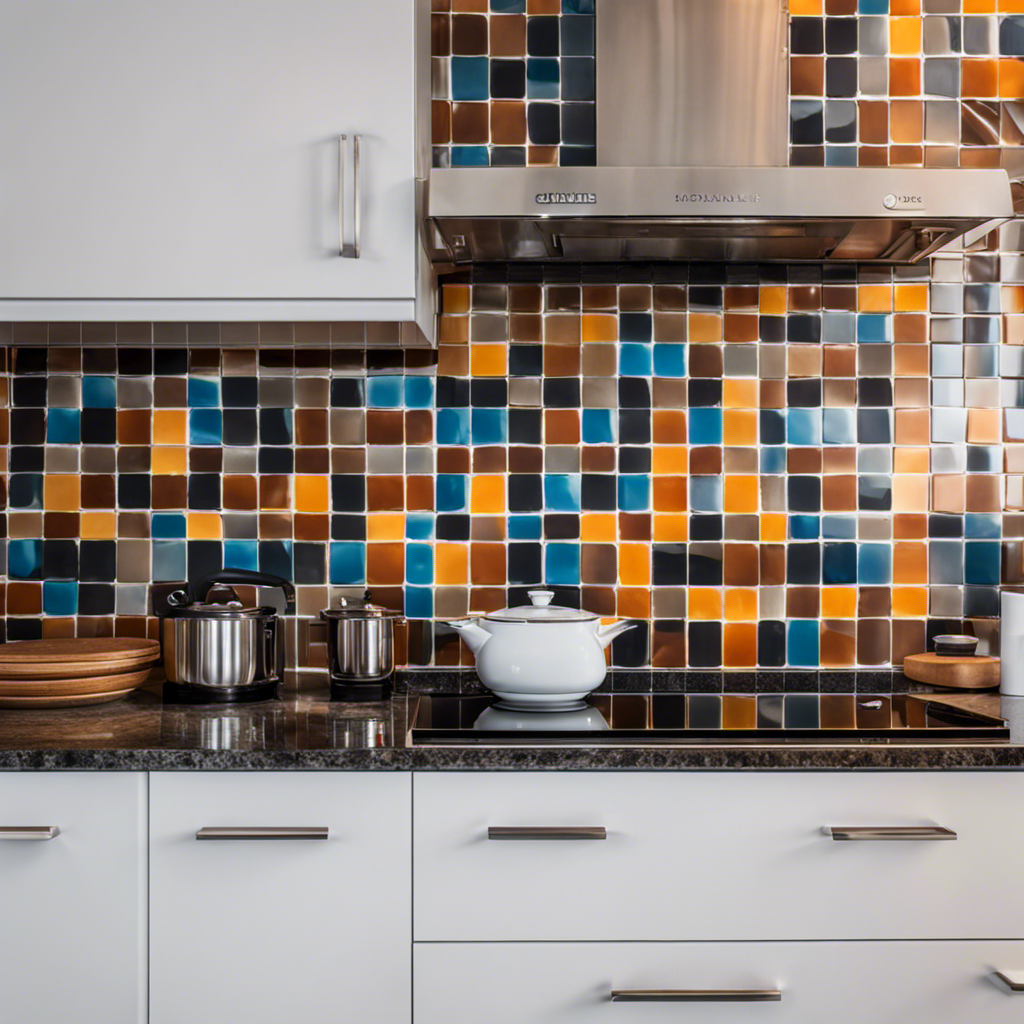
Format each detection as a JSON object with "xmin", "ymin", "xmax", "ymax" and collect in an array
[
  {"xmin": 321, "ymin": 594, "xmax": 402, "ymax": 620},
  {"xmin": 484, "ymin": 590, "xmax": 599, "ymax": 623}
]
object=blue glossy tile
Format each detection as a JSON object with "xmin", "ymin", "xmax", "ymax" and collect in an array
[
  {"xmin": 822, "ymin": 515, "xmax": 856, "ymax": 540},
  {"xmin": 791, "ymin": 515, "xmax": 820, "ymax": 540},
  {"xmin": 965, "ymin": 541, "xmax": 1001, "ymax": 585},
  {"xmin": 437, "ymin": 407, "xmax": 471, "ymax": 445},
  {"xmin": 43, "ymin": 580, "xmax": 78, "ymax": 616},
  {"xmin": 152, "ymin": 514, "xmax": 187, "ymax": 539},
  {"xmin": 562, "ymin": 0, "xmax": 594, "ymax": 12},
  {"xmin": 187, "ymin": 377, "xmax": 220, "ymax": 408},
  {"xmin": 82, "ymin": 376, "xmax": 116, "ymax": 408},
  {"xmin": 760, "ymin": 447, "xmax": 787, "ymax": 473},
  {"xmin": 582, "ymin": 408, "xmax": 616, "ymax": 444},
  {"xmin": 367, "ymin": 375, "xmax": 403, "ymax": 408},
  {"xmin": 152, "ymin": 540, "xmax": 187, "ymax": 581},
  {"xmin": 787, "ymin": 620, "xmax": 819, "ymax": 668},
  {"xmin": 545, "ymin": 543, "xmax": 581, "ymax": 585},
  {"xmin": 823, "ymin": 542, "xmax": 857, "ymax": 584},
  {"xmin": 472, "ymin": 408, "xmax": 508, "ymax": 444},
  {"xmin": 965, "ymin": 513, "xmax": 1000, "ymax": 539},
  {"xmin": 859, "ymin": 0, "xmax": 887, "ymax": 11},
  {"xmin": 822, "ymin": 407, "xmax": 856, "ymax": 444},
  {"xmin": 223, "ymin": 540, "xmax": 259, "ymax": 572},
  {"xmin": 689, "ymin": 408, "xmax": 723, "ymax": 445},
  {"xmin": 8, "ymin": 539, "xmax": 42, "ymax": 580},
  {"xmin": 404, "ymin": 376, "xmax": 434, "ymax": 409},
  {"xmin": 857, "ymin": 313, "xmax": 891, "ymax": 343},
  {"xmin": 46, "ymin": 408, "xmax": 80, "ymax": 444},
  {"xmin": 452, "ymin": 56, "xmax": 490, "ymax": 100},
  {"xmin": 545, "ymin": 474, "xmax": 581, "ymax": 512},
  {"xmin": 189, "ymin": 409, "xmax": 222, "ymax": 445},
  {"xmin": 452, "ymin": 146, "xmax": 490, "ymax": 166},
  {"xmin": 619, "ymin": 343, "xmax": 652, "ymax": 376},
  {"xmin": 526, "ymin": 57, "xmax": 559, "ymax": 98},
  {"xmin": 405, "ymin": 586, "xmax": 433, "ymax": 619},
  {"xmin": 436, "ymin": 474, "xmax": 468, "ymax": 512},
  {"xmin": 406, "ymin": 543, "xmax": 434, "ymax": 585},
  {"xmin": 858, "ymin": 543, "xmax": 892, "ymax": 584},
  {"xmin": 330, "ymin": 542, "xmax": 366, "ymax": 585},
  {"xmin": 690, "ymin": 476, "xmax": 723, "ymax": 513},
  {"xmin": 653, "ymin": 343, "xmax": 686, "ymax": 378},
  {"xmin": 406, "ymin": 513, "xmax": 435, "ymax": 541},
  {"xmin": 788, "ymin": 408, "xmax": 822, "ymax": 446},
  {"xmin": 509, "ymin": 514, "xmax": 542, "ymax": 540},
  {"xmin": 618, "ymin": 474, "xmax": 650, "ymax": 511},
  {"xmin": 825, "ymin": 145, "xmax": 857, "ymax": 166}
]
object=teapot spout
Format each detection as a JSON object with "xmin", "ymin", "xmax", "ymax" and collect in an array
[
  {"xmin": 442, "ymin": 618, "xmax": 491, "ymax": 655},
  {"xmin": 596, "ymin": 620, "xmax": 636, "ymax": 650}
]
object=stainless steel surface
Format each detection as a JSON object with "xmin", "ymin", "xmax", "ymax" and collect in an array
[
  {"xmin": 0, "ymin": 826, "xmax": 59, "ymax": 841},
  {"xmin": 162, "ymin": 616, "xmax": 275, "ymax": 689},
  {"xmin": 322, "ymin": 604, "xmax": 401, "ymax": 684},
  {"xmin": 339, "ymin": 134, "xmax": 361, "ymax": 259},
  {"xmin": 991, "ymin": 971, "xmax": 1024, "ymax": 994},
  {"xmin": 429, "ymin": 167, "xmax": 1013, "ymax": 265},
  {"xmin": 195, "ymin": 827, "xmax": 329, "ymax": 841},
  {"xmin": 597, "ymin": 0, "xmax": 788, "ymax": 167},
  {"xmin": 611, "ymin": 989, "xmax": 783, "ymax": 1003},
  {"xmin": 822, "ymin": 825, "xmax": 957, "ymax": 841},
  {"xmin": 487, "ymin": 826, "xmax": 607, "ymax": 840}
]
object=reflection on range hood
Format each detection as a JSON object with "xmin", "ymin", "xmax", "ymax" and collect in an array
[
  {"xmin": 429, "ymin": 166, "xmax": 1015, "ymax": 265},
  {"xmin": 427, "ymin": 0, "xmax": 1016, "ymax": 265}
]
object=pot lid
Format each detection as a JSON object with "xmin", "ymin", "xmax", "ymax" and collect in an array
[
  {"xmin": 164, "ymin": 588, "xmax": 273, "ymax": 619},
  {"xmin": 321, "ymin": 593, "xmax": 402, "ymax": 619},
  {"xmin": 485, "ymin": 590, "xmax": 599, "ymax": 623}
]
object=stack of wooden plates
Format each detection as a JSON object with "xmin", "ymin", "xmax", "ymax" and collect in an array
[{"xmin": 0, "ymin": 638, "xmax": 161, "ymax": 708}]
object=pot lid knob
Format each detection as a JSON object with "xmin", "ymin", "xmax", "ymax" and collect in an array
[{"xmin": 527, "ymin": 589, "xmax": 555, "ymax": 607}]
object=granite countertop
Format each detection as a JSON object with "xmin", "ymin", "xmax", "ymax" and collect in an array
[{"xmin": 1, "ymin": 676, "xmax": 1023, "ymax": 770}]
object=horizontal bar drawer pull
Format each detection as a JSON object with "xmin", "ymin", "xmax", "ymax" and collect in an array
[
  {"xmin": 195, "ymin": 827, "xmax": 329, "ymax": 841},
  {"xmin": 991, "ymin": 971, "xmax": 1024, "ymax": 994},
  {"xmin": 0, "ymin": 826, "xmax": 59, "ymax": 841},
  {"xmin": 822, "ymin": 825, "xmax": 956, "ymax": 841},
  {"xmin": 487, "ymin": 826, "xmax": 607, "ymax": 841},
  {"xmin": 611, "ymin": 989, "xmax": 782, "ymax": 1003}
]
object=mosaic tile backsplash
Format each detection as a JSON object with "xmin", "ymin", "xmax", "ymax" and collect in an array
[{"xmin": 3, "ymin": 3, "xmax": 1024, "ymax": 679}]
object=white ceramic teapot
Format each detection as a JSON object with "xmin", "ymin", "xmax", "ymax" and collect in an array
[{"xmin": 442, "ymin": 590, "xmax": 635, "ymax": 707}]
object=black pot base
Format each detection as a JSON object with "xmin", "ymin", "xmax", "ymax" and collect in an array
[
  {"xmin": 330, "ymin": 678, "xmax": 392, "ymax": 702},
  {"xmin": 163, "ymin": 680, "xmax": 281, "ymax": 705}
]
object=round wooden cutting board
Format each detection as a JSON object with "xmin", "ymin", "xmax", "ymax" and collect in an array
[
  {"xmin": 0, "ymin": 638, "xmax": 160, "ymax": 664},
  {"xmin": 903, "ymin": 652, "xmax": 1000, "ymax": 690},
  {"xmin": 0, "ymin": 688, "xmax": 137, "ymax": 709},
  {"xmin": 0, "ymin": 653, "xmax": 159, "ymax": 680},
  {"xmin": 0, "ymin": 668, "xmax": 153, "ymax": 698}
]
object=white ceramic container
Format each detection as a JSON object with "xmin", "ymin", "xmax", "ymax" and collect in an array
[{"xmin": 442, "ymin": 591, "xmax": 634, "ymax": 706}]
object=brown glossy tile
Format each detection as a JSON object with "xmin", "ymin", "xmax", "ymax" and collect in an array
[{"xmin": 470, "ymin": 543, "xmax": 506, "ymax": 585}]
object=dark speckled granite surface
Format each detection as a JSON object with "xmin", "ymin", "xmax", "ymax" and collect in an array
[{"xmin": 0, "ymin": 674, "xmax": 1022, "ymax": 770}]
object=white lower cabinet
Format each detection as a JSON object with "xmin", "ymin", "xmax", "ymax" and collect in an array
[
  {"xmin": 149, "ymin": 772, "xmax": 410, "ymax": 1024},
  {"xmin": 414, "ymin": 771, "xmax": 1024, "ymax": 941},
  {"xmin": 0, "ymin": 772, "xmax": 146, "ymax": 1024},
  {"xmin": 414, "ymin": 941, "xmax": 1024, "ymax": 1024}
]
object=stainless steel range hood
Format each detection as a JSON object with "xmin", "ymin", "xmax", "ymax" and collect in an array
[{"xmin": 428, "ymin": 0, "xmax": 1015, "ymax": 265}]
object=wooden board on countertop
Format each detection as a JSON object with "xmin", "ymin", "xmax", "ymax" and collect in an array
[
  {"xmin": 0, "ymin": 638, "xmax": 160, "ymax": 666},
  {"xmin": 0, "ymin": 688, "xmax": 137, "ymax": 709},
  {"xmin": 904, "ymin": 652, "xmax": 1000, "ymax": 690},
  {"xmin": 0, "ymin": 653, "xmax": 159, "ymax": 679},
  {"xmin": 0, "ymin": 668, "xmax": 152, "ymax": 698}
]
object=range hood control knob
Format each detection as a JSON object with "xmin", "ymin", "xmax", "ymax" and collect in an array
[{"xmin": 883, "ymin": 194, "xmax": 898, "ymax": 210}]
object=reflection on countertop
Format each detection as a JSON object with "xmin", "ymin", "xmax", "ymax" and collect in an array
[{"xmin": 0, "ymin": 675, "xmax": 1022, "ymax": 771}]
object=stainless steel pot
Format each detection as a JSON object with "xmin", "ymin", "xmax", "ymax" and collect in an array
[
  {"xmin": 162, "ymin": 570, "xmax": 295, "ymax": 694},
  {"xmin": 321, "ymin": 593, "xmax": 404, "ymax": 684}
]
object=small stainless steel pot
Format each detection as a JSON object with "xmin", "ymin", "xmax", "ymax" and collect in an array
[
  {"xmin": 321, "ymin": 594, "xmax": 404, "ymax": 684},
  {"xmin": 162, "ymin": 569, "xmax": 295, "ymax": 694}
]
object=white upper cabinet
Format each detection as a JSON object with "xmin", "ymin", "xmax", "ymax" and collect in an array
[{"xmin": 0, "ymin": 0, "xmax": 430, "ymax": 326}]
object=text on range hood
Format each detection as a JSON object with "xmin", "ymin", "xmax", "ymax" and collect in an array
[{"xmin": 427, "ymin": 0, "xmax": 1015, "ymax": 265}]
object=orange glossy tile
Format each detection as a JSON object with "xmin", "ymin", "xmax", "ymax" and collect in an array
[
  {"xmin": 43, "ymin": 475, "xmax": 80, "ymax": 511},
  {"xmin": 963, "ymin": 59, "xmax": 999, "ymax": 97},
  {"xmin": 892, "ymin": 475, "xmax": 929, "ymax": 512},
  {"xmin": 894, "ymin": 542, "xmax": 928, "ymax": 584},
  {"xmin": 790, "ymin": 0, "xmax": 822, "ymax": 10},
  {"xmin": 890, "ymin": 16, "xmax": 922, "ymax": 55},
  {"xmin": 152, "ymin": 447, "xmax": 187, "ymax": 474},
  {"xmin": 759, "ymin": 286, "xmax": 786, "ymax": 315},
  {"xmin": 1000, "ymin": 58, "xmax": 1024, "ymax": 98},
  {"xmin": 544, "ymin": 409, "xmax": 580, "ymax": 444},
  {"xmin": 761, "ymin": 513, "xmax": 787, "ymax": 543},
  {"xmin": 858, "ymin": 285, "xmax": 892, "ymax": 312},
  {"xmin": 724, "ymin": 588, "xmax": 758, "ymax": 621},
  {"xmin": 889, "ymin": 58, "xmax": 921, "ymax": 96},
  {"xmin": 153, "ymin": 410, "xmax": 186, "ymax": 445},
  {"xmin": 822, "ymin": 586, "xmax": 857, "ymax": 618},
  {"xmin": 367, "ymin": 543, "xmax": 405, "ymax": 586},
  {"xmin": 187, "ymin": 513, "xmax": 223, "ymax": 540},
  {"xmin": 820, "ymin": 621, "xmax": 856, "ymax": 667},
  {"xmin": 968, "ymin": 408, "xmax": 1002, "ymax": 444},
  {"xmin": 436, "ymin": 543, "xmax": 468, "ymax": 585},
  {"xmin": 894, "ymin": 448, "xmax": 930, "ymax": 474},
  {"xmin": 582, "ymin": 313, "xmax": 617, "ymax": 342},
  {"xmin": 582, "ymin": 513, "xmax": 616, "ymax": 542},
  {"xmin": 470, "ymin": 543, "xmax": 506, "ymax": 586},
  {"xmin": 895, "ymin": 284, "xmax": 928, "ymax": 312},
  {"xmin": 652, "ymin": 446, "xmax": 688, "ymax": 475},
  {"xmin": 653, "ymin": 513, "xmax": 688, "ymax": 542},
  {"xmin": 470, "ymin": 343, "xmax": 507, "ymax": 376},
  {"xmin": 724, "ymin": 476, "xmax": 758, "ymax": 513},
  {"xmin": 891, "ymin": 100, "xmax": 924, "ymax": 143},
  {"xmin": 652, "ymin": 476, "xmax": 687, "ymax": 512},
  {"xmin": 618, "ymin": 543, "xmax": 650, "ymax": 586},
  {"xmin": 471, "ymin": 475, "xmax": 505, "ymax": 514},
  {"xmin": 365, "ymin": 513, "xmax": 404, "ymax": 542},
  {"xmin": 652, "ymin": 410, "xmax": 687, "ymax": 444},
  {"xmin": 892, "ymin": 587, "xmax": 928, "ymax": 617},
  {"xmin": 894, "ymin": 344, "xmax": 929, "ymax": 376},
  {"xmin": 294, "ymin": 475, "xmax": 328, "ymax": 512},
  {"xmin": 688, "ymin": 312, "xmax": 722, "ymax": 343},
  {"xmin": 689, "ymin": 588, "xmax": 722, "ymax": 621},
  {"xmin": 723, "ymin": 379, "xmax": 758, "ymax": 408},
  {"xmin": 723, "ymin": 622, "xmax": 757, "ymax": 667},
  {"xmin": 894, "ymin": 408, "xmax": 930, "ymax": 445},
  {"xmin": 443, "ymin": 283, "xmax": 471, "ymax": 313},
  {"xmin": 81, "ymin": 512, "xmax": 116, "ymax": 539},
  {"xmin": 721, "ymin": 694, "xmax": 757, "ymax": 728},
  {"xmin": 617, "ymin": 588, "xmax": 651, "ymax": 619}
]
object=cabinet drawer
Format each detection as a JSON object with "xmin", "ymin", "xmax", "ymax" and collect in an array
[
  {"xmin": 150, "ymin": 772, "xmax": 410, "ymax": 1024},
  {"xmin": 415, "ymin": 941, "xmax": 1024, "ymax": 1024},
  {"xmin": 413, "ymin": 772, "xmax": 1024, "ymax": 941},
  {"xmin": 0, "ymin": 773, "xmax": 145, "ymax": 1024}
]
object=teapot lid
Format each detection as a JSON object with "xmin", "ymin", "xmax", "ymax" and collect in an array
[{"xmin": 485, "ymin": 590, "xmax": 599, "ymax": 623}]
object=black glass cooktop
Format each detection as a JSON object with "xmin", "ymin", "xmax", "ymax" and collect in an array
[{"xmin": 410, "ymin": 693, "xmax": 1009, "ymax": 745}]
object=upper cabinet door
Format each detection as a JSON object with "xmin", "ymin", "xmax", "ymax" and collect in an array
[{"xmin": 0, "ymin": 1, "xmax": 424, "ymax": 316}]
